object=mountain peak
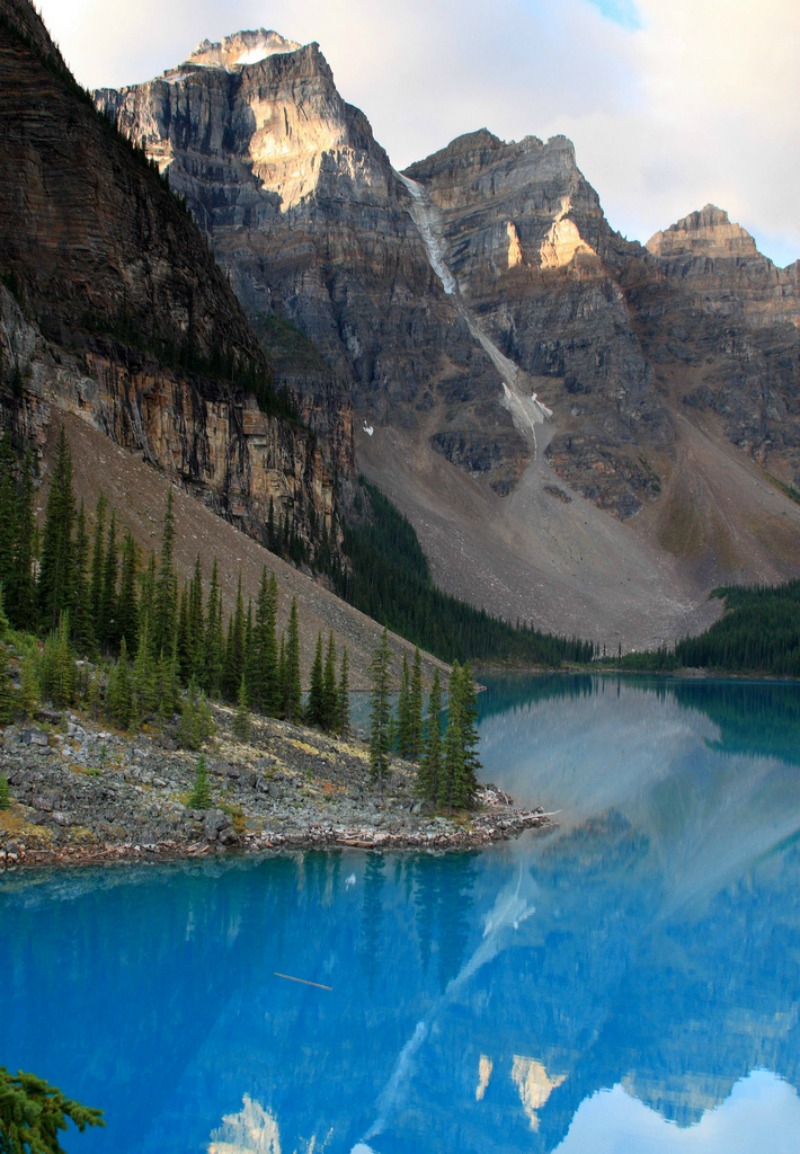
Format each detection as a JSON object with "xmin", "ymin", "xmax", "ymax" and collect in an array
[
  {"xmin": 647, "ymin": 204, "xmax": 759, "ymax": 261},
  {"xmin": 184, "ymin": 29, "xmax": 302, "ymax": 72}
]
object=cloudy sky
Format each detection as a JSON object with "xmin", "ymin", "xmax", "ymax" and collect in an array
[{"xmin": 37, "ymin": 0, "xmax": 799, "ymax": 266}]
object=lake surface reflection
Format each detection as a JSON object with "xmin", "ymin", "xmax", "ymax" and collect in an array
[{"xmin": 2, "ymin": 675, "xmax": 800, "ymax": 1154}]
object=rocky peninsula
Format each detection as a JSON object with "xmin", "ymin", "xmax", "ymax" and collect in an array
[{"xmin": 0, "ymin": 704, "xmax": 554, "ymax": 869}]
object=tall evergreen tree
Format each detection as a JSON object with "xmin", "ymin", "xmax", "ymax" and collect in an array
[
  {"xmin": 204, "ymin": 559, "xmax": 225, "ymax": 698},
  {"xmin": 369, "ymin": 628, "xmax": 393, "ymax": 786},
  {"xmin": 223, "ymin": 573, "xmax": 246, "ymax": 702},
  {"xmin": 106, "ymin": 638, "xmax": 133, "ymax": 729},
  {"xmin": 281, "ymin": 599, "xmax": 302, "ymax": 723},
  {"xmin": 250, "ymin": 569, "xmax": 279, "ymax": 716},
  {"xmin": 306, "ymin": 632, "xmax": 325, "ymax": 728},
  {"xmin": 322, "ymin": 632, "xmax": 337, "ymax": 732},
  {"xmin": 117, "ymin": 531, "xmax": 139, "ymax": 655},
  {"xmin": 71, "ymin": 501, "xmax": 94, "ymax": 655},
  {"xmin": 89, "ymin": 493, "xmax": 107, "ymax": 628},
  {"xmin": 397, "ymin": 654, "xmax": 412, "ymax": 757},
  {"xmin": 408, "ymin": 647, "xmax": 424, "ymax": 760},
  {"xmin": 97, "ymin": 511, "xmax": 118, "ymax": 651},
  {"xmin": 152, "ymin": 490, "xmax": 178, "ymax": 659},
  {"xmin": 418, "ymin": 668, "xmax": 443, "ymax": 804},
  {"xmin": 39, "ymin": 612, "xmax": 77, "ymax": 708},
  {"xmin": 185, "ymin": 554, "xmax": 205, "ymax": 683},
  {"xmin": 38, "ymin": 426, "xmax": 75, "ymax": 631},
  {"xmin": 336, "ymin": 647, "xmax": 350, "ymax": 739},
  {"xmin": 233, "ymin": 672, "xmax": 251, "ymax": 742},
  {"xmin": 440, "ymin": 662, "xmax": 481, "ymax": 809}
]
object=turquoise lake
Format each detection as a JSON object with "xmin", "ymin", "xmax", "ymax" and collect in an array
[{"xmin": 3, "ymin": 675, "xmax": 800, "ymax": 1153}]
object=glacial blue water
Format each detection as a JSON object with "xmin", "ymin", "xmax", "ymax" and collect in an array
[{"xmin": 3, "ymin": 675, "xmax": 800, "ymax": 1154}]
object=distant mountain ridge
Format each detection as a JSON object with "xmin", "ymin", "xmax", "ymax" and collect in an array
[{"xmin": 94, "ymin": 30, "xmax": 800, "ymax": 648}]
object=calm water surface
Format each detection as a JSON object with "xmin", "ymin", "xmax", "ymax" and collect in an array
[{"xmin": 2, "ymin": 675, "xmax": 800, "ymax": 1154}]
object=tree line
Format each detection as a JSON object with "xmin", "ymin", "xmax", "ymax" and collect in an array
[{"xmin": 0, "ymin": 428, "xmax": 350, "ymax": 741}]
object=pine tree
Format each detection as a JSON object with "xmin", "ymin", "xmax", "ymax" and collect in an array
[
  {"xmin": 89, "ymin": 493, "xmax": 107, "ymax": 629},
  {"xmin": 39, "ymin": 612, "xmax": 77, "ymax": 708},
  {"xmin": 306, "ymin": 632, "xmax": 325, "ymax": 728},
  {"xmin": 0, "ymin": 769, "xmax": 10, "ymax": 808},
  {"xmin": 185, "ymin": 554, "xmax": 205, "ymax": 683},
  {"xmin": 440, "ymin": 662, "xmax": 481, "ymax": 809},
  {"xmin": 97, "ymin": 511, "xmax": 118, "ymax": 651},
  {"xmin": 132, "ymin": 614, "xmax": 158, "ymax": 718},
  {"xmin": 105, "ymin": 638, "xmax": 133, "ymax": 729},
  {"xmin": 71, "ymin": 501, "xmax": 95, "ymax": 655},
  {"xmin": 248, "ymin": 569, "xmax": 279, "ymax": 716},
  {"xmin": 281, "ymin": 599, "xmax": 302, "ymax": 722},
  {"xmin": 397, "ymin": 654, "xmax": 412, "ymax": 757},
  {"xmin": 152, "ymin": 490, "xmax": 178, "ymax": 659},
  {"xmin": 187, "ymin": 753, "xmax": 212, "ymax": 809},
  {"xmin": 222, "ymin": 573, "xmax": 246, "ymax": 701},
  {"xmin": 38, "ymin": 426, "xmax": 76, "ymax": 632},
  {"xmin": 117, "ymin": 531, "xmax": 139, "ymax": 655},
  {"xmin": 18, "ymin": 650, "xmax": 38, "ymax": 719},
  {"xmin": 233, "ymin": 673, "xmax": 251, "ymax": 742},
  {"xmin": 369, "ymin": 628, "xmax": 393, "ymax": 786},
  {"xmin": 177, "ymin": 679, "xmax": 215, "ymax": 749},
  {"xmin": 336, "ymin": 647, "xmax": 350, "ymax": 739},
  {"xmin": 204, "ymin": 559, "xmax": 224, "ymax": 698},
  {"xmin": 408, "ymin": 647, "xmax": 424, "ymax": 760},
  {"xmin": 0, "ymin": 644, "xmax": 15, "ymax": 726},
  {"xmin": 322, "ymin": 632, "xmax": 337, "ymax": 732},
  {"xmin": 0, "ymin": 1067, "xmax": 104, "ymax": 1154},
  {"xmin": 418, "ymin": 668, "xmax": 443, "ymax": 804}
]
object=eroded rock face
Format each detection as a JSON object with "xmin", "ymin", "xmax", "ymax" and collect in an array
[
  {"xmin": 405, "ymin": 131, "xmax": 673, "ymax": 517},
  {"xmin": 0, "ymin": 3, "xmax": 344, "ymax": 560},
  {"xmin": 96, "ymin": 33, "xmax": 529, "ymax": 496}
]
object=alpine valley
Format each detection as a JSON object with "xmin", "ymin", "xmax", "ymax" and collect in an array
[{"xmin": 2, "ymin": 2, "xmax": 800, "ymax": 654}]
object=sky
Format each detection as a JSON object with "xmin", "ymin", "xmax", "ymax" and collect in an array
[{"xmin": 36, "ymin": 0, "xmax": 800, "ymax": 267}]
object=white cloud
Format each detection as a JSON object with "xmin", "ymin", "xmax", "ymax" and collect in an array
[{"xmin": 35, "ymin": 0, "xmax": 800, "ymax": 265}]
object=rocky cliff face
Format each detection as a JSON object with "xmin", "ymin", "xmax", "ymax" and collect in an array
[
  {"xmin": 96, "ymin": 28, "xmax": 800, "ymax": 647},
  {"xmin": 96, "ymin": 32, "xmax": 529, "ymax": 498},
  {"xmin": 0, "ymin": 1, "xmax": 345, "ymax": 563}
]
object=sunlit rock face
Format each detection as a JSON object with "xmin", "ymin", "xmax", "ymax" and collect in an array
[
  {"xmin": 647, "ymin": 205, "xmax": 800, "ymax": 331},
  {"xmin": 96, "ymin": 38, "xmax": 529, "ymax": 497}
]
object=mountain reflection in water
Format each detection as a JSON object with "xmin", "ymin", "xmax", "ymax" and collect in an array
[{"xmin": 1, "ymin": 675, "xmax": 798, "ymax": 1154}]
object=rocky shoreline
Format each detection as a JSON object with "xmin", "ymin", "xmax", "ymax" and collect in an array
[{"xmin": 0, "ymin": 705, "xmax": 555, "ymax": 869}]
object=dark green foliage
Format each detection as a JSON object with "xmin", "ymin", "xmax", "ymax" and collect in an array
[
  {"xmin": 89, "ymin": 494, "xmax": 107, "ymax": 628},
  {"xmin": 152, "ymin": 491, "xmax": 178, "ymax": 659},
  {"xmin": 222, "ymin": 574, "xmax": 246, "ymax": 701},
  {"xmin": 38, "ymin": 614, "xmax": 77, "ymax": 709},
  {"xmin": 281, "ymin": 600, "xmax": 302, "ymax": 722},
  {"xmin": 322, "ymin": 632, "xmax": 338, "ymax": 732},
  {"xmin": 7, "ymin": 450, "xmax": 37, "ymax": 632},
  {"xmin": 97, "ymin": 511, "xmax": 118, "ymax": 651},
  {"xmin": 0, "ymin": 643, "xmax": 14, "ymax": 726},
  {"xmin": 369, "ymin": 629, "xmax": 393, "ymax": 786},
  {"xmin": 187, "ymin": 754, "xmax": 212, "ymax": 810},
  {"xmin": 335, "ymin": 479, "xmax": 593, "ymax": 666},
  {"xmin": 306, "ymin": 632, "xmax": 325, "ymax": 728},
  {"xmin": 0, "ymin": 769, "xmax": 9, "ymax": 809},
  {"xmin": 439, "ymin": 662, "xmax": 481, "ymax": 810},
  {"xmin": 177, "ymin": 680, "xmax": 215, "ymax": 750},
  {"xmin": 0, "ymin": 1065, "xmax": 104, "ymax": 1154},
  {"xmin": 203, "ymin": 560, "xmax": 224, "ymax": 699},
  {"xmin": 105, "ymin": 638, "xmax": 133, "ymax": 729},
  {"xmin": 117, "ymin": 532, "xmax": 139, "ymax": 654},
  {"xmin": 247, "ymin": 568, "xmax": 279, "ymax": 715},
  {"xmin": 38, "ymin": 428, "xmax": 75, "ymax": 632},
  {"xmin": 608, "ymin": 580, "xmax": 800, "ymax": 677},
  {"xmin": 417, "ymin": 668, "xmax": 444, "ymax": 804},
  {"xmin": 336, "ymin": 648, "xmax": 350, "ymax": 738},
  {"xmin": 70, "ymin": 502, "xmax": 94, "ymax": 655}
]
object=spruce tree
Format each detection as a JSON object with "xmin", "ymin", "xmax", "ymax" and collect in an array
[
  {"xmin": 306, "ymin": 632, "xmax": 325, "ymax": 728},
  {"xmin": 249, "ymin": 569, "xmax": 279, "ymax": 716},
  {"xmin": 152, "ymin": 490, "xmax": 178, "ymax": 659},
  {"xmin": 397, "ymin": 654, "xmax": 412, "ymax": 757},
  {"xmin": 408, "ymin": 647, "xmax": 424, "ymax": 760},
  {"xmin": 322, "ymin": 632, "xmax": 337, "ymax": 733},
  {"xmin": 97, "ymin": 511, "xmax": 118, "ymax": 651},
  {"xmin": 203, "ymin": 559, "xmax": 224, "ymax": 698},
  {"xmin": 336, "ymin": 647, "xmax": 350, "ymax": 739},
  {"xmin": 117, "ymin": 532, "xmax": 139, "ymax": 655},
  {"xmin": 71, "ymin": 501, "xmax": 95, "ymax": 655},
  {"xmin": 105, "ymin": 638, "xmax": 133, "ymax": 729},
  {"xmin": 440, "ymin": 662, "xmax": 481, "ymax": 810},
  {"xmin": 132, "ymin": 614, "xmax": 158, "ymax": 718},
  {"xmin": 418, "ymin": 668, "xmax": 443, "ymax": 804},
  {"xmin": 185, "ymin": 554, "xmax": 205, "ymax": 683},
  {"xmin": 282, "ymin": 599, "xmax": 302, "ymax": 722},
  {"xmin": 38, "ymin": 426, "xmax": 75, "ymax": 631},
  {"xmin": 187, "ymin": 753, "xmax": 212, "ymax": 809},
  {"xmin": 0, "ymin": 644, "xmax": 15, "ymax": 726},
  {"xmin": 39, "ymin": 613, "xmax": 77, "ymax": 708},
  {"xmin": 89, "ymin": 493, "xmax": 107, "ymax": 629},
  {"xmin": 178, "ymin": 679, "xmax": 215, "ymax": 749},
  {"xmin": 222, "ymin": 573, "xmax": 246, "ymax": 702},
  {"xmin": 0, "ymin": 1067, "xmax": 104, "ymax": 1154},
  {"xmin": 0, "ymin": 769, "xmax": 10, "ymax": 808},
  {"xmin": 369, "ymin": 628, "xmax": 393, "ymax": 786}
]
